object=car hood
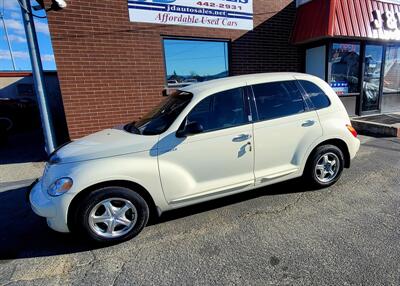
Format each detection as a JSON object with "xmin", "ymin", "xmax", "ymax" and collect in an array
[{"xmin": 56, "ymin": 127, "xmax": 159, "ymax": 164}]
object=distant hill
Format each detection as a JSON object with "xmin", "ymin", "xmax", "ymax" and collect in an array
[{"xmin": 167, "ymin": 70, "xmax": 229, "ymax": 83}]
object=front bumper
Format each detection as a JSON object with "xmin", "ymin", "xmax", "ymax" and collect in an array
[{"xmin": 29, "ymin": 180, "xmax": 70, "ymax": 233}]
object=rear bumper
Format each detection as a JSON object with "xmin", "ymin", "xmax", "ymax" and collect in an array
[
  {"xmin": 29, "ymin": 180, "xmax": 70, "ymax": 233},
  {"xmin": 349, "ymin": 137, "xmax": 361, "ymax": 160}
]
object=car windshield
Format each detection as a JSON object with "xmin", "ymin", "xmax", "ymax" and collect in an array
[{"xmin": 124, "ymin": 90, "xmax": 193, "ymax": 135}]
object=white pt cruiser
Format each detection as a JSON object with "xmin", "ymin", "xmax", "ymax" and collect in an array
[{"xmin": 30, "ymin": 73, "xmax": 360, "ymax": 244}]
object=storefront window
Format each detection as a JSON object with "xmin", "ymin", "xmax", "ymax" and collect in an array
[
  {"xmin": 163, "ymin": 39, "xmax": 229, "ymax": 88},
  {"xmin": 383, "ymin": 45, "xmax": 400, "ymax": 95},
  {"xmin": 329, "ymin": 43, "xmax": 361, "ymax": 96}
]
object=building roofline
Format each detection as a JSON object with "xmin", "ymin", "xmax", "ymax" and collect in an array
[{"xmin": 0, "ymin": 71, "xmax": 57, "ymax": 77}]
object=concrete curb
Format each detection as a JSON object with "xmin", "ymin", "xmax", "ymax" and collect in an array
[
  {"xmin": 0, "ymin": 179, "xmax": 36, "ymax": 193},
  {"xmin": 0, "ymin": 162, "xmax": 44, "ymax": 186},
  {"xmin": 351, "ymin": 119, "xmax": 400, "ymax": 137}
]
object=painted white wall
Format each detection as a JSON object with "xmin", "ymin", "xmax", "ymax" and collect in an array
[
  {"xmin": 0, "ymin": 74, "xmax": 60, "ymax": 100},
  {"xmin": 306, "ymin": 46, "xmax": 326, "ymax": 80}
]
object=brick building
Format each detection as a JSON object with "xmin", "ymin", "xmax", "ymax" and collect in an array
[
  {"xmin": 43, "ymin": 0, "xmax": 400, "ymax": 140},
  {"xmin": 45, "ymin": 0, "xmax": 301, "ymax": 139}
]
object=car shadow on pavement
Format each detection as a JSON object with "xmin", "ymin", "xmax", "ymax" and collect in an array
[
  {"xmin": 0, "ymin": 186, "xmax": 98, "ymax": 260},
  {"xmin": 0, "ymin": 179, "xmax": 312, "ymax": 260},
  {"xmin": 155, "ymin": 178, "xmax": 310, "ymax": 224},
  {"xmin": 0, "ymin": 130, "xmax": 47, "ymax": 165}
]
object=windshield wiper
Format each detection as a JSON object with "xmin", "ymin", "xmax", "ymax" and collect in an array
[{"xmin": 124, "ymin": 121, "xmax": 141, "ymax": 134}]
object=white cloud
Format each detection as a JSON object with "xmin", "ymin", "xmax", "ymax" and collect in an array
[
  {"xmin": 0, "ymin": 50, "xmax": 12, "ymax": 60},
  {"xmin": 4, "ymin": 34, "xmax": 26, "ymax": 43},
  {"xmin": 41, "ymin": 54, "xmax": 54, "ymax": 62},
  {"xmin": 4, "ymin": 19, "xmax": 25, "ymax": 35},
  {"xmin": 0, "ymin": 49, "xmax": 55, "ymax": 64},
  {"xmin": 33, "ymin": 20, "xmax": 50, "ymax": 35},
  {"xmin": 13, "ymin": 50, "xmax": 29, "ymax": 59},
  {"xmin": 0, "ymin": 49, "xmax": 29, "ymax": 59},
  {"xmin": 10, "ymin": 12, "xmax": 21, "ymax": 19},
  {"xmin": 4, "ymin": 0, "xmax": 20, "ymax": 11},
  {"xmin": 4, "ymin": 18, "xmax": 50, "ymax": 36}
]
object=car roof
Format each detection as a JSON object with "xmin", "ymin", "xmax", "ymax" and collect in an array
[{"xmin": 180, "ymin": 72, "xmax": 319, "ymax": 98}]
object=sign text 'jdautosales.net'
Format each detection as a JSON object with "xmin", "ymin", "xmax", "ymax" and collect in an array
[{"xmin": 128, "ymin": 0, "xmax": 253, "ymax": 30}]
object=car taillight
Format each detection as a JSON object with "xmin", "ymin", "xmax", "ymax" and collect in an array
[{"xmin": 346, "ymin": 124, "xmax": 357, "ymax": 137}]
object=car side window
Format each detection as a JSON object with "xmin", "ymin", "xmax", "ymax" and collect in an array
[
  {"xmin": 186, "ymin": 87, "xmax": 248, "ymax": 132},
  {"xmin": 186, "ymin": 96, "xmax": 213, "ymax": 131},
  {"xmin": 298, "ymin": 80, "xmax": 331, "ymax": 109},
  {"xmin": 252, "ymin": 81, "xmax": 306, "ymax": 121}
]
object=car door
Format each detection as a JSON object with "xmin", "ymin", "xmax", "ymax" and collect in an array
[
  {"xmin": 157, "ymin": 87, "xmax": 255, "ymax": 204},
  {"xmin": 251, "ymin": 80, "xmax": 323, "ymax": 184}
]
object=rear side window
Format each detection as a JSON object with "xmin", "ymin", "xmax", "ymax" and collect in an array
[
  {"xmin": 186, "ymin": 87, "xmax": 248, "ymax": 132},
  {"xmin": 299, "ymin": 80, "xmax": 331, "ymax": 109},
  {"xmin": 252, "ymin": 81, "xmax": 306, "ymax": 121}
]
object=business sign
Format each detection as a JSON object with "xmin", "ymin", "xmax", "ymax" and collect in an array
[
  {"xmin": 377, "ymin": 0, "xmax": 400, "ymax": 4},
  {"xmin": 371, "ymin": 7, "xmax": 400, "ymax": 40},
  {"xmin": 331, "ymin": 81, "xmax": 349, "ymax": 96},
  {"xmin": 127, "ymin": 0, "xmax": 253, "ymax": 30}
]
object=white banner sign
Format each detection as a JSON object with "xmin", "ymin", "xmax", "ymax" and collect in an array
[{"xmin": 128, "ymin": 0, "xmax": 253, "ymax": 30}]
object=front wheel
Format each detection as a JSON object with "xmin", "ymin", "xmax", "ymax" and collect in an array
[
  {"xmin": 304, "ymin": 145, "xmax": 344, "ymax": 188},
  {"xmin": 75, "ymin": 187, "xmax": 149, "ymax": 244}
]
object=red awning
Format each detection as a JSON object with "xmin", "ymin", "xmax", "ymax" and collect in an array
[{"xmin": 292, "ymin": 0, "xmax": 400, "ymax": 44}]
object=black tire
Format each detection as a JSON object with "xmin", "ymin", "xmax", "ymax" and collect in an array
[
  {"xmin": 304, "ymin": 144, "xmax": 345, "ymax": 188},
  {"xmin": 75, "ymin": 186, "xmax": 149, "ymax": 244}
]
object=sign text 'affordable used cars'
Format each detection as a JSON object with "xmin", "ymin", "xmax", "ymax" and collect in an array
[{"xmin": 127, "ymin": 0, "xmax": 253, "ymax": 30}]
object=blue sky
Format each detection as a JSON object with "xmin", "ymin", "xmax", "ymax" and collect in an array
[
  {"xmin": 164, "ymin": 39, "xmax": 228, "ymax": 77},
  {"xmin": 0, "ymin": 0, "xmax": 56, "ymax": 71}
]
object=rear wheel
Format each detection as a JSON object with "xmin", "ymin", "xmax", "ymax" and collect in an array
[
  {"xmin": 304, "ymin": 145, "xmax": 344, "ymax": 188},
  {"xmin": 75, "ymin": 187, "xmax": 149, "ymax": 244}
]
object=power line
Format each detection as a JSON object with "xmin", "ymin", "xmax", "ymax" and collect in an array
[{"xmin": 0, "ymin": 11, "xmax": 17, "ymax": 70}]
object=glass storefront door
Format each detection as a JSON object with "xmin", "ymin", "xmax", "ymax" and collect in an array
[
  {"xmin": 381, "ymin": 45, "xmax": 400, "ymax": 113},
  {"xmin": 361, "ymin": 45, "xmax": 384, "ymax": 112}
]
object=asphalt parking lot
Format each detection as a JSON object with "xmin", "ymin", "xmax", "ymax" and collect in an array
[{"xmin": 0, "ymin": 135, "xmax": 399, "ymax": 285}]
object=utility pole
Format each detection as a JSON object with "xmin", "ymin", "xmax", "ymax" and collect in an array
[
  {"xmin": 0, "ymin": 12, "xmax": 16, "ymax": 70},
  {"xmin": 20, "ymin": 0, "xmax": 56, "ymax": 154}
]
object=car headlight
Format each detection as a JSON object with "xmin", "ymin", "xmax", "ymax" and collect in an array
[{"xmin": 47, "ymin": 177, "xmax": 73, "ymax": 197}]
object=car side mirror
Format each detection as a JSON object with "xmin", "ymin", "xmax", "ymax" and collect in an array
[{"xmin": 176, "ymin": 121, "xmax": 204, "ymax": 138}]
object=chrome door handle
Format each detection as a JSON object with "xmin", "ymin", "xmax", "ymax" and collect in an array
[
  {"xmin": 302, "ymin": 120, "xmax": 315, "ymax": 127},
  {"xmin": 232, "ymin": 134, "xmax": 251, "ymax": 142}
]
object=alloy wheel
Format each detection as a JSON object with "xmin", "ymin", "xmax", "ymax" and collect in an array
[
  {"xmin": 88, "ymin": 198, "xmax": 137, "ymax": 239},
  {"xmin": 314, "ymin": 152, "xmax": 340, "ymax": 183}
]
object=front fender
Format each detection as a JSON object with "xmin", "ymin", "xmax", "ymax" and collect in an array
[
  {"xmin": 67, "ymin": 153, "xmax": 168, "ymax": 209},
  {"xmin": 43, "ymin": 152, "xmax": 169, "ymax": 230}
]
